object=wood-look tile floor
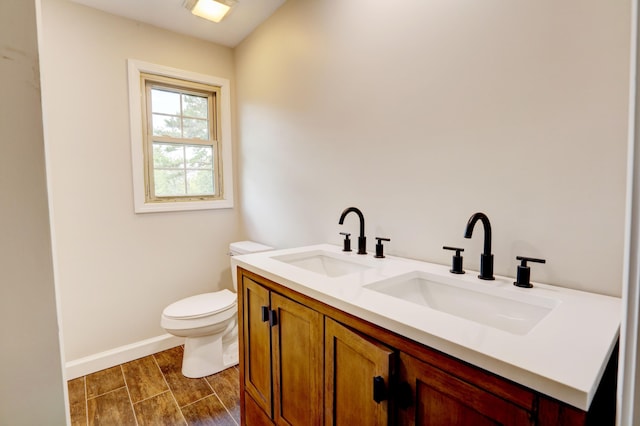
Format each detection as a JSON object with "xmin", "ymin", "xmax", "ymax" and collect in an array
[{"xmin": 67, "ymin": 346, "xmax": 240, "ymax": 425}]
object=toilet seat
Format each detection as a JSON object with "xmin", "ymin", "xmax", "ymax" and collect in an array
[{"xmin": 163, "ymin": 289, "xmax": 236, "ymax": 320}]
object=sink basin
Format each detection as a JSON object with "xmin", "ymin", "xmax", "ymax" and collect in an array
[
  {"xmin": 273, "ymin": 250, "xmax": 372, "ymax": 277},
  {"xmin": 365, "ymin": 272, "xmax": 558, "ymax": 335}
]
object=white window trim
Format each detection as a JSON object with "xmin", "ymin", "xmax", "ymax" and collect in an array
[{"xmin": 127, "ymin": 59, "xmax": 234, "ymax": 213}]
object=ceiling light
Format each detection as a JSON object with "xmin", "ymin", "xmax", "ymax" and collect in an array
[{"xmin": 184, "ymin": 0, "xmax": 237, "ymax": 23}]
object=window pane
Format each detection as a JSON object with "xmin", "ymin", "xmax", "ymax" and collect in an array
[
  {"xmin": 183, "ymin": 118, "xmax": 209, "ymax": 140},
  {"xmin": 151, "ymin": 89, "xmax": 180, "ymax": 115},
  {"xmin": 153, "ymin": 143, "xmax": 184, "ymax": 168},
  {"xmin": 186, "ymin": 145, "xmax": 213, "ymax": 168},
  {"xmin": 154, "ymin": 170, "xmax": 186, "ymax": 196},
  {"xmin": 182, "ymin": 94, "xmax": 208, "ymax": 118},
  {"xmin": 152, "ymin": 114, "xmax": 181, "ymax": 137},
  {"xmin": 187, "ymin": 170, "xmax": 214, "ymax": 195}
]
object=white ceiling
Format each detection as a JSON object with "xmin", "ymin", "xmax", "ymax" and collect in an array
[{"xmin": 69, "ymin": 0, "xmax": 286, "ymax": 47}]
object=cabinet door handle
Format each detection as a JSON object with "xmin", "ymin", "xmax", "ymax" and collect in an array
[
  {"xmin": 373, "ymin": 376, "xmax": 387, "ymax": 403},
  {"xmin": 261, "ymin": 306, "xmax": 269, "ymax": 322},
  {"xmin": 269, "ymin": 309, "xmax": 278, "ymax": 327}
]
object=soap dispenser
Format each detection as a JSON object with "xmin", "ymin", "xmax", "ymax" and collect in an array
[{"xmin": 514, "ymin": 256, "xmax": 546, "ymax": 288}]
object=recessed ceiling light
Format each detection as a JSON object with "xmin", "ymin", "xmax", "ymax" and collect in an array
[{"xmin": 184, "ymin": 0, "xmax": 237, "ymax": 23}]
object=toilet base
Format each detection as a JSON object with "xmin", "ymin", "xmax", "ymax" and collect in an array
[
  {"xmin": 182, "ymin": 334, "xmax": 238, "ymax": 378},
  {"xmin": 222, "ymin": 340, "xmax": 239, "ymax": 367}
]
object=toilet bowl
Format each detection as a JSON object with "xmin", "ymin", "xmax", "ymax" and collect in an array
[{"xmin": 161, "ymin": 241, "xmax": 272, "ymax": 378}]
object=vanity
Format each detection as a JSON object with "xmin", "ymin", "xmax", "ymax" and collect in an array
[{"xmin": 233, "ymin": 244, "xmax": 620, "ymax": 425}]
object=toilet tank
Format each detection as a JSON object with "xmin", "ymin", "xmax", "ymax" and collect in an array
[
  {"xmin": 229, "ymin": 241, "xmax": 273, "ymax": 290},
  {"xmin": 229, "ymin": 241, "xmax": 273, "ymax": 256}
]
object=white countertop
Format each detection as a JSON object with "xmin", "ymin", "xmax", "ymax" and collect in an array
[{"xmin": 233, "ymin": 243, "xmax": 620, "ymax": 410}]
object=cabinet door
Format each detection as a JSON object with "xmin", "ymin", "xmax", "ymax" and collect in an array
[
  {"xmin": 245, "ymin": 393, "xmax": 275, "ymax": 426},
  {"xmin": 325, "ymin": 318, "xmax": 395, "ymax": 426},
  {"xmin": 271, "ymin": 293, "xmax": 324, "ymax": 426},
  {"xmin": 396, "ymin": 352, "xmax": 533, "ymax": 426},
  {"xmin": 243, "ymin": 277, "xmax": 273, "ymax": 418}
]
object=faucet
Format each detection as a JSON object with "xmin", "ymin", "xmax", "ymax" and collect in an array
[
  {"xmin": 464, "ymin": 212, "xmax": 495, "ymax": 280},
  {"xmin": 339, "ymin": 207, "xmax": 367, "ymax": 254}
]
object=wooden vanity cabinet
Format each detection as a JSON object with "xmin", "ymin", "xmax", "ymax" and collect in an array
[
  {"xmin": 396, "ymin": 352, "xmax": 533, "ymax": 425},
  {"xmin": 325, "ymin": 318, "xmax": 395, "ymax": 425},
  {"xmin": 241, "ymin": 273, "xmax": 395, "ymax": 426},
  {"xmin": 242, "ymin": 276, "xmax": 323, "ymax": 425},
  {"xmin": 242, "ymin": 278, "xmax": 272, "ymax": 419},
  {"xmin": 238, "ymin": 268, "xmax": 616, "ymax": 426}
]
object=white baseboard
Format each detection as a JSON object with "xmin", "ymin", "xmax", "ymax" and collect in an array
[{"xmin": 65, "ymin": 334, "xmax": 185, "ymax": 380}]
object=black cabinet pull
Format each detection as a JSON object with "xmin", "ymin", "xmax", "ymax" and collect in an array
[
  {"xmin": 261, "ymin": 306, "xmax": 269, "ymax": 322},
  {"xmin": 373, "ymin": 376, "xmax": 387, "ymax": 403},
  {"xmin": 269, "ymin": 309, "xmax": 278, "ymax": 327}
]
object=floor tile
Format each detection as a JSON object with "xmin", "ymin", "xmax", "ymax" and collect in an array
[
  {"xmin": 86, "ymin": 366, "xmax": 125, "ymax": 399},
  {"xmin": 68, "ymin": 377, "xmax": 87, "ymax": 426},
  {"xmin": 133, "ymin": 391, "xmax": 186, "ymax": 426},
  {"xmin": 155, "ymin": 346, "xmax": 213, "ymax": 407},
  {"xmin": 205, "ymin": 367, "xmax": 240, "ymax": 423},
  {"xmin": 87, "ymin": 387, "xmax": 136, "ymax": 426},
  {"xmin": 122, "ymin": 355, "xmax": 168, "ymax": 403},
  {"xmin": 69, "ymin": 402, "xmax": 87, "ymax": 426},
  {"xmin": 181, "ymin": 395, "xmax": 237, "ymax": 426},
  {"xmin": 153, "ymin": 346, "xmax": 184, "ymax": 372},
  {"xmin": 68, "ymin": 377, "xmax": 86, "ymax": 405}
]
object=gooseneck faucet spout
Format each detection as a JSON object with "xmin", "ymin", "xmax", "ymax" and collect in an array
[
  {"xmin": 339, "ymin": 207, "xmax": 367, "ymax": 254},
  {"xmin": 464, "ymin": 212, "xmax": 495, "ymax": 280}
]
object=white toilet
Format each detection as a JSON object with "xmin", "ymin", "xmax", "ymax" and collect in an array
[{"xmin": 161, "ymin": 241, "xmax": 272, "ymax": 378}]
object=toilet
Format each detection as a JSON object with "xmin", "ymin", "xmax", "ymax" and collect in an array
[{"xmin": 161, "ymin": 241, "xmax": 273, "ymax": 378}]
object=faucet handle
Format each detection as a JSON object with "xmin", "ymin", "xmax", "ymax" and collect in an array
[
  {"xmin": 443, "ymin": 246, "xmax": 465, "ymax": 274},
  {"xmin": 339, "ymin": 232, "xmax": 352, "ymax": 252},
  {"xmin": 516, "ymin": 256, "xmax": 546, "ymax": 266},
  {"xmin": 514, "ymin": 256, "xmax": 546, "ymax": 288},
  {"xmin": 374, "ymin": 237, "xmax": 390, "ymax": 259}
]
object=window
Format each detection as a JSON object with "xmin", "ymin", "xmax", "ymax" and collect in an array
[
  {"xmin": 144, "ymin": 75, "xmax": 219, "ymax": 201},
  {"xmin": 128, "ymin": 60, "xmax": 233, "ymax": 213}
]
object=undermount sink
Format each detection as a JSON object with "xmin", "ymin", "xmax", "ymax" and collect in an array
[
  {"xmin": 365, "ymin": 271, "xmax": 558, "ymax": 335},
  {"xmin": 273, "ymin": 250, "xmax": 372, "ymax": 277}
]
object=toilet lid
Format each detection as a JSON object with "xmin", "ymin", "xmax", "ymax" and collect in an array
[{"xmin": 163, "ymin": 289, "xmax": 237, "ymax": 319}]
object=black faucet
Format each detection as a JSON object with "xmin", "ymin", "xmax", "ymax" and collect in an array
[
  {"xmin": 339, "ymin": 207, "xmax": 367, "ymax": 254},
  {"xmin": 464, "ymin": 212, "xmax": 495, "ymax": 280}
]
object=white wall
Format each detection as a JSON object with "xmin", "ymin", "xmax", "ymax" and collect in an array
[
  {"xmin": 40, "ymin": 0, "xmax": 243, "ymax": 363},
  {"xmin": 0, "ymin": 0, "xmax": 66, "ymax": 423},
  {"xmin": 236, "ymin": 0, "xmax": 631, "ymax": 297}
]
